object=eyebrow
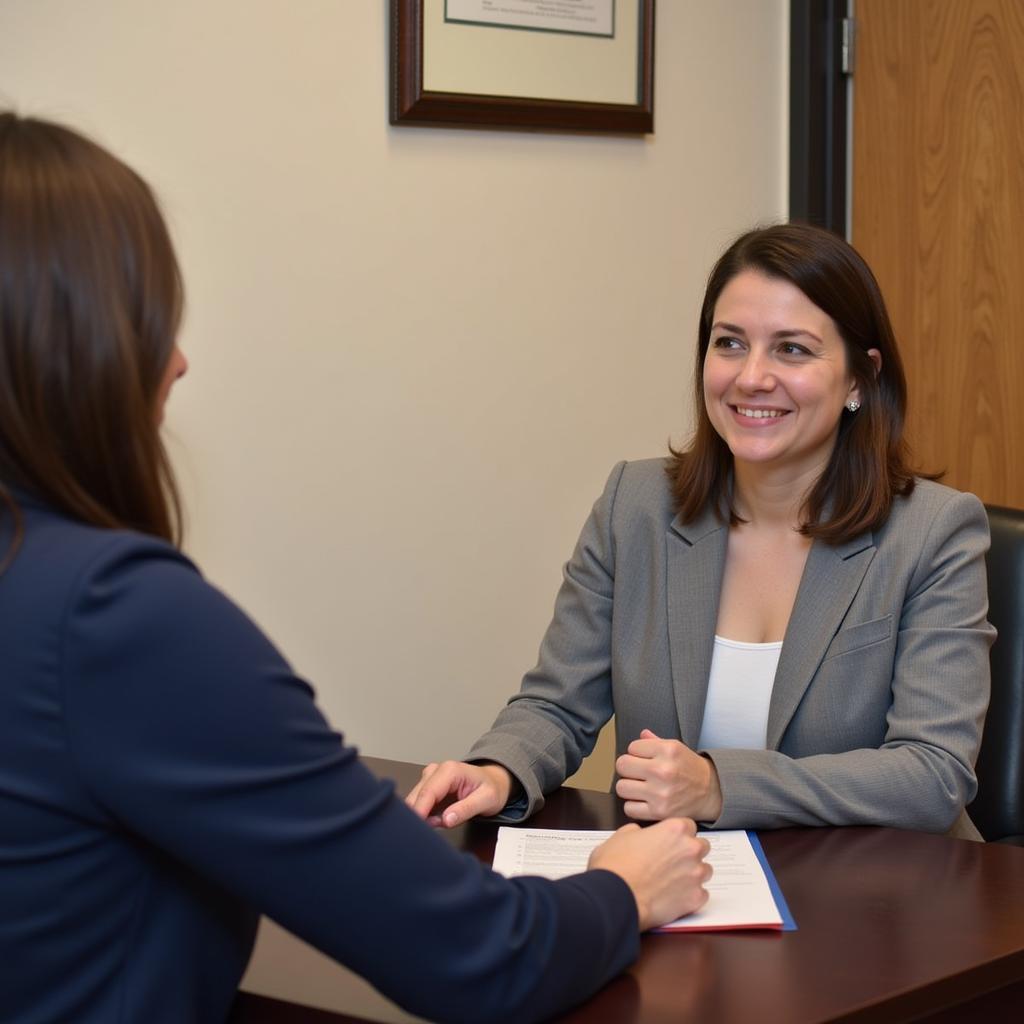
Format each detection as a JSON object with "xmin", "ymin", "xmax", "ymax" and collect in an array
[{"xmin": 711, "ymin": 321, "xmax": 825, "ymax": 345}]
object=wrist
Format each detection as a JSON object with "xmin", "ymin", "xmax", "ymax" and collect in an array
[
  {"xmin": 479, "ymin": 762, "xmax": 515, "ymax": 806},
  {"xmin": 699, "ymin": 755, "xmax": 723, "ymax": 822},
  {"xmin": 589, "ymin": 859, "xmax": 651, "ymax": 931},
  {"xmin": 630, "ymin": 886, "xmax": 653, "ymax": 932}
]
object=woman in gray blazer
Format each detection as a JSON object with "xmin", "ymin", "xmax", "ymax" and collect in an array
[{"xmin": 408, "ymin": 224, "xmax": 995, "ymax": 841}]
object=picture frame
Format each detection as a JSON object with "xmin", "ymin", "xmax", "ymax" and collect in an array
[{"xmin": 390, "ymin": 0, "xmax": 656, "ymax": 134}]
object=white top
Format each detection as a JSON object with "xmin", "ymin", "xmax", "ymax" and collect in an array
[{"xmin": 697, "ymin": 635, "xmax": 783, "ymax": 751}]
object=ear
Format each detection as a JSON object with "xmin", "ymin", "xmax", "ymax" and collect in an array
[{"xmin": 848, "ymin": 348, "xmax": 882, "ymax": 405}]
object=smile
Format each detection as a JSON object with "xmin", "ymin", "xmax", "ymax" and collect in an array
[{"xmin": 732, "ymin": 406, "xmax": 788, "ymax": 420}]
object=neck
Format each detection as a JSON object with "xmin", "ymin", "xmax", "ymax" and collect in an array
[{"xmin": 732, "ymin": 459, "xmax": 828, "ymax": 531}]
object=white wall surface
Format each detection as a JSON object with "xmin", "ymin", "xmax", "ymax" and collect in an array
[{"xmin": 1, "ymin": 1, "xmax": 786, "ymax": 1017}]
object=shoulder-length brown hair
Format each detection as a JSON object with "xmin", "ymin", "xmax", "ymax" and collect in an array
[
  {"xmin": 0, "ymin": 112, "xmax": 182, "ymax": 555},
  {"xmin": 667, "ymin": 222, "xmax": 923, "ymax": 543}
]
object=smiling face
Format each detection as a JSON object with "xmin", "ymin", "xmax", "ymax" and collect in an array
[{"xmin": 702, "ymin": 269, "xmax": 862, "ymax": 482}]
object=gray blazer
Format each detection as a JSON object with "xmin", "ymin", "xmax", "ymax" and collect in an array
[{"xmin": 468, "ymin": 459, "xmax": 995, "ymax": 837}]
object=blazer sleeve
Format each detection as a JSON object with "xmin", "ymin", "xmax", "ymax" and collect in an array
[
  {"xmin": 59, "ymin": 539, "xmax": 638, "ymax": 1024},
  {"xmin": 707, "ymin": 490, "xmax": 995, "ymax": 832},
  {"xmin": 466, "ymin": 463, "xmax": 627, "ymax": 820}
]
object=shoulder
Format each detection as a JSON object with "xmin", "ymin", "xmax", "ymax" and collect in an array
[
  {"xmin": 4, "ymin": 502, "xmax": 200, "ymax": 629},
  {"xmin": 602, "ymin": 457, "xmax": 675, "ymax": 519},
  {"xmin": 873, "ymin": 481, "xmax": 991, "ymax": 582},
  {"xmin": 63, "ymin": 529, "xmax": 276, "ymax": 672},
  {"xmin": 14, "ymin": 498, "xmax": 191, "ymax": 571},
  {"xmin": 881, "ymin": 480, "xmax": 988, "ymax": 540},
  {"xmin": 8, "ymin": 502, "xmax": 274, "ymax": 676}
]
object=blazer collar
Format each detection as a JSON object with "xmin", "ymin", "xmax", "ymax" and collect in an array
[
  {"xmin": 666, "ymin": 506, "xmax": 876, "ymax": 749},
  {"xmin": 667, "ymin": 505, "xmax": 729, "ymax": 747},
  {"xmin": 669, "ymin": 502, "xmax": 725, "ymax": 546},
  {"xmin": 768, "ymin": 528, "xmax": 876, "ymax": 747}
]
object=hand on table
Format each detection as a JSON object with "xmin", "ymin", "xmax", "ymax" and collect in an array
[
  {"xmin": 405, "ymin": 760, "xmax": 513, "ymax": 828},
  {"xmin": 615, "ymin": 729, "xmax": 723, "ymax": 823},
  {"xmin": 588, "ymin": 818, "xmax": 712, "ymax": 930}
]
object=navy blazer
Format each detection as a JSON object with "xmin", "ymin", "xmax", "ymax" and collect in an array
[{"xmin": 0, "ymin": 496, "xmax": 636, "ymax": 1024}]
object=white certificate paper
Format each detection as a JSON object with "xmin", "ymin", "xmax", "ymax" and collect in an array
[
  {"xmin": 446, "ymin": 0, "xmax": 615, "ymax": 37},
  {"xmin": 492, "ymin": 827, "xmax": 791, "ymax": 931}
]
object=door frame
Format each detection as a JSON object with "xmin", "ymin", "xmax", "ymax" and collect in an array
[{"xmin": 789, "ymin": 0, "xmax": 849, "ymax": 234}]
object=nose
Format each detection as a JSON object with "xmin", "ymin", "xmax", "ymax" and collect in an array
[
  {"xmin": 173, "ymin": 347, "xmax": 188, "ymax": 381},
  {"xmin": 735, "ymin": 348, "xmax": 774, "ymax": 392}
]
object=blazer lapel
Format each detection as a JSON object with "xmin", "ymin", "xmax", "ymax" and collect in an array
[
  {"xmin": 766, "ymin": 530, "xmax": 877, "ymax": 748},
  {"xmin": 666, "ymin": 507, "xmax": 728, "ymax": 748}
]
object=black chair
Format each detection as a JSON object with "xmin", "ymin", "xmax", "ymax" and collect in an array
[{"xmin": 968, "ymin": 504, "xmax": 1024, "ymax": 845}]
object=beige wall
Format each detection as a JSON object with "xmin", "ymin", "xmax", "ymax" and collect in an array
[{"xmin": 1, "ymin": 1, "xmax": 787, "ymax": 1017}]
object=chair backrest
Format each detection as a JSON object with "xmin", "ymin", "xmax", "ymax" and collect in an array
[{"xmin": 968, "ymin": 504, "xmax": 1024, "ymax": 842}]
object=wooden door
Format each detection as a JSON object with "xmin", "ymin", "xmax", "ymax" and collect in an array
[{"xmin": 851, "ymin": 0, "xmax": 1024, "ymax": 507}]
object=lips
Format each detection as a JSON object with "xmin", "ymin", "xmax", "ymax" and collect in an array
[{"xmin": 730, "ymin": 404, "xmax": 790, "ymax": 422}]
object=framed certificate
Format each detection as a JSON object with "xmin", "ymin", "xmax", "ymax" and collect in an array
[{"xmin": 391, "ymin": 0, "xmax": 656, "ymax": 134}]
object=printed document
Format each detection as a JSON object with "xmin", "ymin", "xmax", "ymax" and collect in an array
[{"xmin": 492, "ymin": 827, "xmax": 791, "ymax": 930}]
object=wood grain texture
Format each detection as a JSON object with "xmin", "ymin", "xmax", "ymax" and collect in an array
[
  {"xmin": 852, "ymin": 0, "xmax": 1024, "ymax": 506},
  {"xmin": 238, "ymin": 758, "xmax": 1024, "ymax": 1024}
]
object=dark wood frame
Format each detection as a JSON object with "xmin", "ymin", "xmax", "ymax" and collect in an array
[
  {"xmin": 390, "ymin": 0, "xmax": 656, "ymax": 134},
  {"xmin": 789, "ymin": 0, "xmax": 849, "ymax": 234}
]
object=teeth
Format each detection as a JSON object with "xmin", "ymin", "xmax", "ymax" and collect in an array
[{"xmin": 736, "ymin": 407, "xmax": 784, "ymax": 419}]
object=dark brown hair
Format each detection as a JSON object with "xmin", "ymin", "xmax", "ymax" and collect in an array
[
  {"xmin": 0, "ymin": 112, "xmax": 182, "ymax": 558},
  {"xmin": 667, "ymin": 222, "xmax": 923, "ymax": 542}
]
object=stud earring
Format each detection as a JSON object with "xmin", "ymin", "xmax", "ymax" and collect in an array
[{"xmin": 846, "ymin": 400, "xmax": 861, "ymax": 413}]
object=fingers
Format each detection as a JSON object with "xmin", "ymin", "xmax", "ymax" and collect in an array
[
  {"xmin": 404, "ymin": 761, "xmax": 465, "ymax": 823},
  {"xmin": 674, "ymin": 875, "xmax": 711, "ymax": 917},
  {"xmin": 617, "ymin": 770, "xmax": 664, "ymax": 819},
  {"xmin": 615, "ymin": 777, "xmax": 647, "ymax": 802},
  {"xmin": 619, "ymin": 747, "xmax": 686, "ymax": 782},
  {"xmin": 588, "ymin": 823, "xmax": 640, "ymax": 868},
  {"xmin": 659, "ymin": 821, "xmax": 713, "ymax": 918},
  {"xmin": 618, "ymin": 765, "xmax": 675, "ymax": 819},
  {"xmin": 622, "ymin": 733, "xmax": 685, "ymax": 785},
  {"xmin": 618, "ymin": 735, "xmax": 714, "ymax": 821},
  {"xmin": 615, "ymin": 755, "xmax": 644, "ymax": 782},
  {"xmin": 622, "ymin": 799, "xmax": 656, "ymax": 821},
  {"xmin": 404, "ymin": 763, "xmax": 440, "ymax": 817},
  {"xmin": 437, "ymin": 785, "xmax": 500, "ymax": 829},
  {"xmin": 589, "ymin": 815, "xmax": 711, "ymax": 929},
  {"xmin": 645, "ymin": 817, "xmax": 701, "ymax": 846},
  {"xmin": 625, "ymin": 737, "xmax": 661, "ymax": 758},
  {"xmin": 625, "ymin": 730, "xmax": 673, "ymax": 759},
  {"xmin": 406, "ymin": 760, "xmax": 512, "ymax": 827},
  {"xmin": 680, "ymin": 842, "xmax": 715, "ymax": 915}
]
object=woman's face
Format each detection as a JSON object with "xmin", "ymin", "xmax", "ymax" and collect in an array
[
  {"xmin": 156, "ymin": 344, "xmax": 188, "ymax": 423},
  {"xmin": 703, "ymin": 270, "xmax": 872, "ymax": 480}
]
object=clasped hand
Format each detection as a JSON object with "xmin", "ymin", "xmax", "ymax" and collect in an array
[{"xmin": 615, "ymin": 729, "xmax": 723, "ymax": 823}]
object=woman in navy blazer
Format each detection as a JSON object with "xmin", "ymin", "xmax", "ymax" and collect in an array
[
  {"xmin": 408, "ymin": 225, "xmax": 995, "ymax": 841},
  {"xmin": 0, "ymin": 113, "xmax": 712, "ymax": 1024}
]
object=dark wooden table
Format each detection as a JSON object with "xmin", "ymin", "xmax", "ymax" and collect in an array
[{"xmin": 233, "ymin": 757, "xmax": 1024, "ymax": 1023}]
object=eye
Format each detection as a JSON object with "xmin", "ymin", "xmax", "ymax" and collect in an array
[
  {"xmin": 778, "ymin": 341, "xmax": 812, "ymax": 357},
  {"xmin": 711, "ymin": 335, "xmax": 743, "ymax": 351}
]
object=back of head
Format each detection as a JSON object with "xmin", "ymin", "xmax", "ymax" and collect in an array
[{"xmin": 0, "ymin": 112, "xmax": 181, "ymax": 545}]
